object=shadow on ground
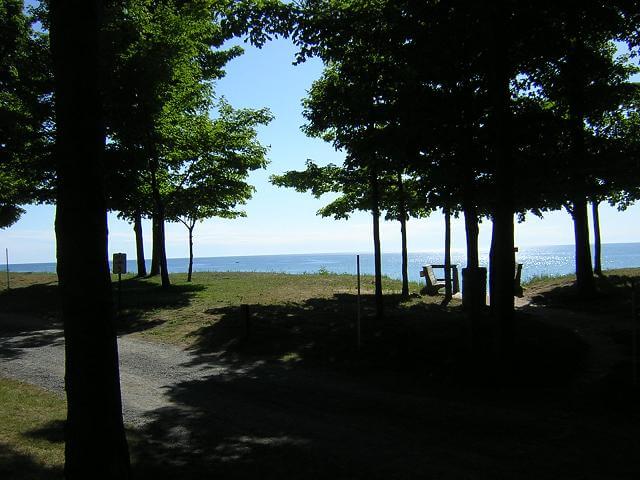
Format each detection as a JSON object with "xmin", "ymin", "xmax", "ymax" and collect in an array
[
  {"xmin": 183, "ymin": 293, "xmax": 588, "ymax": 390},
  {"xmin": 128, "ymin": 319, "xmax": 637, "ymax": 480},
  {"xmin": 0, "ymin": 444, "xmax": 62, "ymax": 480},
  {"xmin": 115, "ymin": 277, "xmax": 205, "ymax": 334},
  {"xmin": 529, "ymin": 273, "xmax": 637, "ymax": 315}
]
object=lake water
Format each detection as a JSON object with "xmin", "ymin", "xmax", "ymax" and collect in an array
[{"xmin": 7, "ymin": 242, "xmax": 640, "ymax": 284}]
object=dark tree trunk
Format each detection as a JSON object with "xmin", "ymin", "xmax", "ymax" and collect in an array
[
  {"xmin": 443, "ymin": 208, "xmax": 453, "ymax": 305},
  {"xmin": 592, "ymin": 200, "xmax": 603, "ymax": 276},
  {"xmin": 487, "ymin": 1, "xmax": 515, "ymax": 355},
  {"xmin": 133, "ymin": 211, "xmax": 146, "ymax": 277},
  {"xmin": 149, "ymin": 215, "xmax": 160, "ymax": 276},
  {"xmin": 566, "ymin": 19, "xmax": 596, "ymax": 296},
  {"xmin": 463, "ymin": 202, "xmax": 486, "ymax": 314},
  {"xmin": 370, "ymin": 169, "xmax": 383, "ymax": 319},
  {"xmin": 150, "ymin": 165, "xmax": 170, "ymax": 288},
  {"xmin": 50, "ymin": 1, "xmax": 131, "ymax": 478},
  {"xmin": 187, "ymin": 224, "xmax": 194, "ymax": 282},
  {"xmin": 463, "ymin": 203, "xmax": 480, "ymax": 269},
  {"xmin": 397, "ymin": 173, "xmax": 409, "ymax": 297},
  {"xmin": 158, "ymin": 213, "xmax": 170, "ymax": 288},
  {"xmin": 569, "ymin": 200, "xmax": 596, "ymax": 295}
]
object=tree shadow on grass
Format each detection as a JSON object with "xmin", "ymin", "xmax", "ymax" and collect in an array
[
  {"xmin": 0, "ymin": 283, "xmax": 61, "ymax": 325},
  {"xmin": 23, "ymin": 419, "xmax": 66, "ymax": 444},
  {"xmin": 182, "ymin": 292, "xmax": 587, "ymax": 391},
  {"xmin": 529, "ymin": 273, "xmax": 636, "ymax": 316},
  {"xmin": 113, "ymin": 277, "xmax": 206, "ymax": 335},
  {"xmin": 0, "ymin": 443, "xmax": 62, "ymax": 480},
  {"xmin": 127, "ymin": 314, "xmax": 633, "ymax": 480}
]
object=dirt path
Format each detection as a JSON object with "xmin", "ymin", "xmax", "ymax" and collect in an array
[{"xmin": 0, "ymin": 318, "xmax": 234, "ymax": 427}]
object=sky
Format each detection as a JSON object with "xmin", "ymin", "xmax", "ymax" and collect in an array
[{"xmin": 2, "ymin": 36, "xmax": 640, "ymax": 264}]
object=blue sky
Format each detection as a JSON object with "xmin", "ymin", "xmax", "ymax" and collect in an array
[{"xmin": 2, "ymin": 37, "xmax": 640, "ymax": 264}]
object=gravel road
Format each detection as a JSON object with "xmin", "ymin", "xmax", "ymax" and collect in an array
[{"xmin": 0, "ymin": 314, "xmax": 234, "ymax": 427}]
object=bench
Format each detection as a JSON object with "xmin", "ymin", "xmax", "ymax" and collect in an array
[
  {"xmin": 420, "ymin": 264, "xmax": 460, "ymax": 295},
  {"xmin": 420, "ymin": 265, "xmax": 445, "ymax": 295},
  {"xmin": 514, "ymin": 263, "xmax": 523, "ymax": 297}
]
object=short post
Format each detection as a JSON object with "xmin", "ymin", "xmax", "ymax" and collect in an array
[
  {"xmin": 241, "ymin": 304, "xmax": 250, "ymax": 340},
  {"xmin": 356, "ymin": 254, "xmax": 361, "ymax": 351},
  {"xmin": 5, "ymin": 248, "xmax": 9, "ymax": 291},
  {"xmin": 118, "ymin": 272, "xmax": 122, "ymax": 313},
  {"xmin": 112, "ymin": 253, "xmax": 127, "ymax": 315}
]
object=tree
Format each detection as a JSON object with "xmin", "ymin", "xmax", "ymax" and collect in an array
[
  {"xmin": 0, "ymin": 0, "xmax": 52, "ymax": 228},
  {"xmin": 105, "ymin": 147, "xmax": 153, "ymax": 277},
  {"xmin": 49, "ymin": 0, "xmax": 130, "ymax": 477},
  {"xmin": 103, "ymin": 0, "xmax": 244, "ymax": 288},
  {"xmin": 527, "ymin": 2, "xmax": 639, "ymax": 297},
  {"xmin": 165, "ymin": 101, "xmax": 272, "ymax": 281}
]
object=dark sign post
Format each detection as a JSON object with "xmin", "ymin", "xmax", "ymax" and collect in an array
[{"xmin": 112, "ymin": 253, "xmax": 127, "ymax": 313}]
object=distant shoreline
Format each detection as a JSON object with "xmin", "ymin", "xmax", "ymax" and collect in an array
[
  {"xmin": 7, "ymin": 241, "xmax": 640, "ymax": 267},
  {"xmin": 5, "ymin": 243, "xmax": 640, "ymax": 284}
]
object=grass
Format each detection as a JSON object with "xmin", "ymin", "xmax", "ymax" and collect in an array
[
  {"xmin": 0, "ymin": 378, "xmax": 65, "ymax": 479},
  {"xmin": 523, "ymin": 267, "xmax": 640, "ymax": 316},
  {"xmin": 2, "ymin": 269, "xmax": 640, "ymax": 478}
]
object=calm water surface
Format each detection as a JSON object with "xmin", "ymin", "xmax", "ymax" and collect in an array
[{"xmin": 8, "ymin": 243, "xmax": 640, "ymax": 284}]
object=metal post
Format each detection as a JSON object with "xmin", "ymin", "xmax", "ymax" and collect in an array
[
  {"xmin": 117, "ymin": 272, "xmax": 122, "ymax": 314},
  {"xmin": 356, "ymin": 254, "xmax": 361, "ymax": 350},
  {"xmin": 5, "ymin": 248, "xmax": 9, "ymax": 290}
]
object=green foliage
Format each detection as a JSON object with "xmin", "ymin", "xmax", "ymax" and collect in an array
[
  {"xmin": 0, "ymin": 0, "xmax": 53, "ymax": 228},
  {"xmin": 102, "ymin": 0, "xmax": 273, "ymax": 238},
  {"xmin": 165, "ymin": 99, "xmax": 273, "ymax": 227}
]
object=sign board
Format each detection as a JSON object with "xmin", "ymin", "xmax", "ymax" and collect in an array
[{"xmin": 113, "ymin": 253, "xmax": 127, "ymax": 274}]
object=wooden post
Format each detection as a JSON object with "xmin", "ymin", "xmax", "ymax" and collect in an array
[
  {"xmin": 356, "ymin": 255, "xmax": 361, "ymax": 350},
  {"xmin": 241, "ymin": 304, "xmax": 250, "ymax": 340}
]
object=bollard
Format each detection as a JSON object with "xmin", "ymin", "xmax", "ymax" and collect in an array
[{"xmin": 241, "ymin": 304, "xmax": 250, "ymax": 340}]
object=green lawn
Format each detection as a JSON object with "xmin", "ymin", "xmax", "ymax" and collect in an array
[
  {"xmin": 1, "ymin": 269, "xmax": 639, "ymax": 478},
  {"xmin": 0, "ymin": 378, "xmax": 65, "ymax": 479}
]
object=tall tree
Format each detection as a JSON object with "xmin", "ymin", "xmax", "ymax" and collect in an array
[
  {"xmin": 103, "ymin": 0, "xmax": 244, "ymax": 288},
  {"xmin": 49, "ymin": 0, "xmax": 130, "ymax": 477},
  {"xmin": 165, "ymin": 101, "xmax": 272, "ymax": 281},
  {"xmin": 0, "ymin": 0, "xmax": 52, "ymax": 228}
]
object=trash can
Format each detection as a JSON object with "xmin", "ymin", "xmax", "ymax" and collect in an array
[{"xmin": 462, "ymin": 267, "xmax": 487, "ymax": 311}]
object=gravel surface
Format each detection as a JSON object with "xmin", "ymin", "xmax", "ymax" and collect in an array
[{"xmin": 0, "ymin": 315, "xmax": 234, "ymax": 427}]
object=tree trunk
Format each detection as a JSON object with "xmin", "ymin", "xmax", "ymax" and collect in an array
[
  {"xmin": 133, "ymin": 211, "xmax": 146, "ymax": 277},
  {"xmin": 150, "ymin": 165, "xmax": 170, "ymax": 288},
  {"xmin": 149, "ymin": 215, "xmax": 160, "ymax": 276},
  {"xmin": 463, "ymin": 202, "xmax": 485, "ymax": 314},
  {"xmin": 592, "ymin": 199, "xmax": 602, "ymax": 276},
  {"xmin": 464, "ymin": 203, "xmax": 479, "ymax": 269},
  {"xmin": 487, "ymin": 1, "xmax": 515, "ymax": 356},
  {"xmin": 570, "ymin": 199, "xmax": 596, "ymax": 295},
  {"xmin": 397, "ymin": 173, "xmax": 409, "ymax": 297},
  {"xmin": 50, "ymin": 2, "xmax": 131, "ymax": 478},
  {"xmin": 187, "ymin": 224, "xmax": 194, "ymax": 282},
  {"xmin": 566, "ymin": 19, "xmax": 595, "ymax": 296},
  {"xmin": 443, "ymin": 208, "xmax": 453, "ymax": 305},
  {"xmin": 370, "ymin": 169, "xmax": 383, "ymax": 319}
]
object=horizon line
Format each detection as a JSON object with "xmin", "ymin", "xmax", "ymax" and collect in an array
[{"xmin": 6, "ymin": 240, "xmax": 639, "ymax": 266}]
